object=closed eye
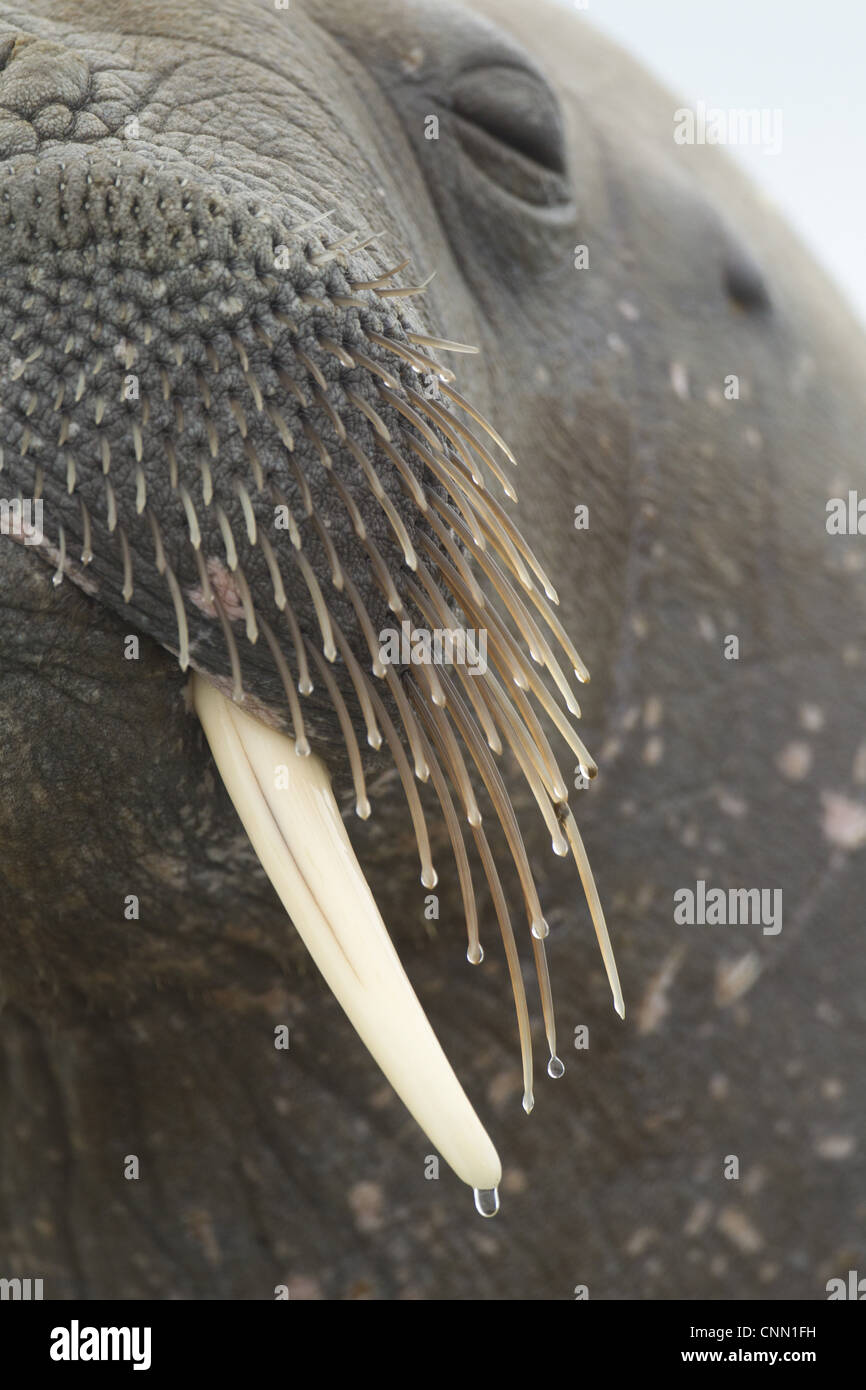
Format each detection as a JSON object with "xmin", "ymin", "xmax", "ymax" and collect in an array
[{"xmin": 448, "ymin": 63, "xmax": 568, "ymax": 180}]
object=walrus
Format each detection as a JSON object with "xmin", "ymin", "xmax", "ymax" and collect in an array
[{"xmin": 1, "ymin": 0, "xmax": 864, "ymax": 1300}]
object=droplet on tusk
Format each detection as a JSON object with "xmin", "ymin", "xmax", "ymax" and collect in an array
[
  {"xmin": 191, "ymin": 674, "xmax": 502, "ymax": 1197},
  {"xmin": 473, "ymin": 1187, "xmax": 500, "ymax": 1218}
]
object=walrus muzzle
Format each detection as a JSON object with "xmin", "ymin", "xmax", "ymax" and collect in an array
[{"xmin": 0, "ymin": 146, "xmax": 622, "ymax": 1209}]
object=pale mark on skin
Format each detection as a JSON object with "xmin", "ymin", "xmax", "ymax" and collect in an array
[
  {"xmin": 716, "ymin": 1206, "xmax": 764, "ymax": 1256},
  {"xmin": 642, "ymin": 735, "xmax": 663, "ymax": 766},
  {"xmin": 635, "ymin": 944, "xmax": 686, "ymax": 1036},
  {"xmin": 820, "ymin": 1078, "xmax": 844, "ymax": 1100},
  {"xmin": 815, "ymin": 1135, "xmax": 856, "ymax": 1160},
  {"xmin": 669, "ymin": 360, "xmax": 689, "ymax": 400},
  {"xmin": 187, "ymin": 557, "xmax": 246, "ymax": 623},
  {"xmin": 820, "ymin": 791, "xmax": 866, "ymax": 851},
  {"xmin": 776, "ymin": 740, "xmax": 812, "ymax": 782},
  {"xmin": 684, "ymin": 1200, "xmax": 713, "ymax": 1239},
  {"xmin": 643, "ymin": 694, "xmax": 662, "ymax": 729},
  {"xmin": 709, "ymin": 1073, "xmax": 729, "ymax": 1101},
  {"xmin": 348, "ymin": 1180, "xmax": 385, "ymax": 1233},
  {"xmin": 799, "ymin": 703, "xmax": 825, "ymax": 732},
  {"xmin": 715, "ymin": 951, "xmax": 762, "ymax": 1007},
  {"xmin": 715, "ymin": 789, "xmax": 747, "ymax": 818},
  {"xmin": 743, "ymin": 1166, "xmax": 767, "ymax": 1196}
]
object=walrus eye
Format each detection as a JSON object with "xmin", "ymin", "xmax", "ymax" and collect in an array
[{"xmin": 449, "ymin": 64, "xmax": 568, "ymax": 192}]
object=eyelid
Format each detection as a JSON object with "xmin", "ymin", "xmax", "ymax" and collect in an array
[{"xmin": 446, "ymin": 63, "xmax": 568, "ymax": 179}]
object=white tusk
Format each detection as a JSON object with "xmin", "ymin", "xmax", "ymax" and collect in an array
[{"xmin": 192, "ymin": 674, "xmax": 502, "ymax": 1200}]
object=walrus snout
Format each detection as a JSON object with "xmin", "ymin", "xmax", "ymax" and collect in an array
[
  {"xmin": 0, "ymin": 44, "xmax": 622, "ymax": 1196},
  {"xmin": 0, "ymin": 150, "xmax": 443, "ymax": 745}
]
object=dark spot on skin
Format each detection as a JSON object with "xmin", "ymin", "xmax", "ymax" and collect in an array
[{"xmin": 724, "ymin": 247, "xmax": 771, "ymax": 312}]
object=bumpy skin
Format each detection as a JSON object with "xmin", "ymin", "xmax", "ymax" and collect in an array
[{"xmin": 1, "ymin": 0, "xmax": 865, "ymax": 1300}]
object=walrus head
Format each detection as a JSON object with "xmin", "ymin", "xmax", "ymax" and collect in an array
[{"xmin": 0, "ymin": 0, "xmax": 623, "ymax": 1208}]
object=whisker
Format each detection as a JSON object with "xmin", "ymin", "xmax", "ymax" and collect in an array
[
  {"xmin": 374, "ymin": 434, "xmax": 429, "ymax": 511},
  {"xmin": 412, "ymin": 693, "xmax": 535, "ymax": 1113},
  {"xmin": 233, "ymin": 563, "xmax": 259, "ymax": 644},
  {"xmin": 344, "ymin": 435, "xmax": 417, "ymax": 568},
  {"xmin": 363, "ymin": 679, "xmax": 438, "ymax": 888},
  {"xmin": 344, "ymin": 387, "xmax": 392, "ymax": 441},
  {"xmin": 349, "ymin": 256, "xmax": 411, "ymax": 291},
  {"xmin": 400, "ymin": 430, "xmax": 487, "ymax": 548},
  {"xmin": 408, "ymin": 567, "xmax": 502, "ymax": 755},
  {"xmin": 431, "ymin": 671, "xmax": 549, "ymax": 941},
  {"xmin": 406, "ymin": 332, "xmax": 480, "ymax": 356},
  {"xmin": 561, "ymin": 809, "xmax": 625, "ymax": 1019},
  {"xmin": 413, "ymin": 720, "xmax": 481, "ymax": 965},
  {"xmin": 210, "ymin": 588, "xmax": 243, "ymax": 701},
  {"xmin": 338, "ymin": 572, "xmax": 388, "ymax": 679},
  {"xmin": 306, "ymin": 639, "xmax": 370, "ymax": 818},
  {"xmin": 328, "ymin": 613, "xmax": 383, "ymax": 751},
  {"xmin": 310, "ymin": 511, "xmax": 345, "ymax": 590},
  {"xmin": 79, "ymin": 498, "xmax": 93, "ymax": 565},
  {"xmin": 383, "ymin": 664, "xmax": 430, "ymax": 782},
  {"xmin": 437, "ymin": 379, "xmax": 517, "ymax": 464},
  {"xmin": 405, "ymin": 386, "xmax": 517, "ymax": 502},
  {"xmin": 367, "ymin": 330, "xmax": 456, "ymax": 384},
  {"xmin": 192, "ymin": 546, "xmax": 215, "ymax": 608},
  {"xmin": 260, "ymin": 612, "xmax": 310, "ymax": 756},
  {"xmin": 118, "ymin": 526, "xmax": 134, "ymax": 603},
  {"xmin": 258, "ymin": 531, "xmax": 289, "ymax": 611},
  {"xmin": 433, "ymin": 492, "xmax": 581, "ymax": 713},
  {"xmin": 293, "ymin": 550, "xmax": 337, "ymax": 661}
]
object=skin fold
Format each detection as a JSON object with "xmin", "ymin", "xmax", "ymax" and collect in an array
[{"xmin": 1, "ymin": 0, "xmax": 864, "ymax": 1299}]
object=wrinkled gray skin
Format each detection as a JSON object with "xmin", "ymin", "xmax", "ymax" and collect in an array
[{"xmin": 1, "ymin": 0, "xmax": 865, "ymax": 1300}]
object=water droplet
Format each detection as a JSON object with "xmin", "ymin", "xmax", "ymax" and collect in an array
[
  {"xmin": 473, "ymin": 1187, "xmax": 500, "ymax": 1218},
  {"xmin": 531, "ymin": 918, "xmax": 550, "ymax": 940},
  {"xmin": 356, "ymin": 797, "xmax": 371, "ymax": 820},
  {"xmin": 522, "ymin": 1090, "xmax": 535, "ymax": 1114},
  {"xmin": 467, "ymin": 944, "xmax": 484, "ymax": 965},
  {"xmin": 548, "ymin": 1055, "xmax": 565, "ymax": 1079},
  {"xmin": 421, "ymin": 867, "xmax": 438, "ymax": 889}
]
